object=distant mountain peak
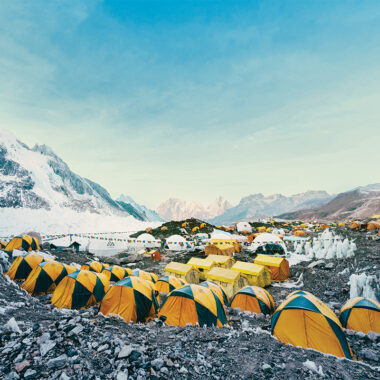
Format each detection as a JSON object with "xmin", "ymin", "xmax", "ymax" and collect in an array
[
  {"xmin": 278, "ymin": 183, "xmax": 380, "ymax": 221},
  {"xmin": 0, "ymin": 129, "xmax": 161, "ymax": 222},
  {"xmin": 156, "ymin": 196, "xmax": 233, "ymax": 221},
  {"xmin": 210, "ymin": 190, "xmax": 333, "ymax": 224}
]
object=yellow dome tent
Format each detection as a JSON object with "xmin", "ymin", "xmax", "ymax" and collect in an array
[
  {"xmin": 200, "ymin": 280, "xmax": 229, "ymax": 306},
  {"xmin": 271, "ymin": 293, "xmax": 353, "ymax": 359},
  {"xmin": 5, "ymin": 252, "xmax": 45, "ymax": 281},
  {"xmin": 254, "ymin": 254, "xmax": 290, "ymax": 281},
  {"xmin": 367, "ymin": 221, "xmax": 380, "ymax": 231},
  {"xmin": 51, "ymin": 270, "xmax": 109, "ymax": 309},
  {"xmin": 158, "ymin": 284, "xmax": 228, "ymax": 327},
  {"xmin": 1, "ymin": 241, "xmax": 8, "ymax": 249},
  {"xmin": 21, "ymin": 261, "xmax": 76, "ymax": 295},
  {"xmin": 130, "ymin": 269, "xmax": 158, "ymax": 283},
  {"xmin": 80, "ymin": 261, "xmax": 109, "ymax": 273},
  {"xmin": 155, "ymin": 275, "xmax": 187, "ymax": 294},
  {"xmin": 99, "ymin": 276, "xmax": 159, "ymax": 323},
  {"xmin": 230, "ymin": 286, "xmax": 274, "ymax": 315},
  {"xmin": 5, "ymin": 235, "xmax": 40, "ymax": 252},
  {"xmin": 339, "ymin": 297, "xmax": 380, "ymax": 334},
  {"xmin": 101, "ymin": 265, "xmax": 131, "ymax": 282}
]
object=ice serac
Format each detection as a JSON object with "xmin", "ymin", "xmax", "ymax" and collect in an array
[
  {"xmin": 0, "ymin": 129, "xmax": 160, "ymax": 222},
  {"xmin": 210, "ymin": 191, "xmax": 332, "ymax": 224},
  {"xmin": 278, "ymin": 184, "xmax": 380, "ymax": 221},
  {"xmin": 156, "ymin": 196, "xmax": 232, "ymax": 221}
]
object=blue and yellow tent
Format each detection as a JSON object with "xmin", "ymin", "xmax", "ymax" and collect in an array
[
  {"xmin": 155, "ymin": 275, "xmax": 187, "ymax": 293},
  {"xmin": 231, "ymin": 286, "xmax": 274, "ymax": 315},
  {"xmin": 339, "ymin": 297, "xmax": 380, "ymax": 334},
  {"xmin": 200, "ymin": 281, "xmax": 229, "ymax": 306},
  {"xmin": 158, "ymin": 284, "xmax": 228, "ymax": 327},
  {"xmin": 271, "ymin": 293, "xmax": 353, "ymax": 359},
  {"xmin": 80, "ymin": 261, "xmax": 109, "ymax": 273},
  {"xmin": 5, "ymin": 235, "xmax": 40, "ymax": 252},
  {"xmin": 101, "ymin": 265, "xmax": 131, "ymax": 282},
  {"xmin": 130, "ymin": 269, "xmax": 158, "ymax": 283},
  {"xmin": 21, "ymin": 261, "xmax": 76, "ymax": 295},
  {"xmin": 5, "ymin": 252, "xmax": 46, "ymax": 281},
  {"xmin": 51, "ymin": 270, "xmax": 109, "ymax": 309},
  {"xmin": 99, "ymin": 276, "xmax": 159, "ymax": 323}
]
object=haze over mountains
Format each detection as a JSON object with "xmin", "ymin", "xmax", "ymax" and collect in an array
[{"xmin": 1, "ymin": 129, "xmax": 379, "ymax": 228}]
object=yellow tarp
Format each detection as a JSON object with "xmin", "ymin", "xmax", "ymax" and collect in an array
[
  {"xmin": 205, "ymin": 267, "xmax": 240, "ymax": 284},
  {"xmin": 187, "ymin": 257, "xmax": 213, "ymax": 270},
  {"xmin": 164, "ymin": 262, "xmax": 195, "ymax": 276}
]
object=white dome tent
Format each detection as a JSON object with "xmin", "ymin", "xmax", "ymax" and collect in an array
[
  {"xmin": 165, "ymin": 234, "xmax": 189, "ymax": 251},
  {"xmin": 136, "ymin": 233, "xmax": 160, "ymax": 248},
  {"xmin": 236, "ymin": 222, "xmax": 252, "ymax": 233},
  {"xmin": 210, "ymin": 229, "xmax": 233, "ymax": 240},
  {"xmin": 250, "ymin": 233, "xmax": 287, "ymax": 254}
]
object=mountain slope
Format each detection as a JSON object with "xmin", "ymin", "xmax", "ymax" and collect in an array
[
  {"xmin": 156, "ymin": 196, "xmax": 232, "ymax": 221},
  {"xmin": 210, "ymin": 191, "xmax": 332, "ymax": 224},
  {"xmin": 0, "ymin": 129, "xmax": 160, "ymax": 222},
  {"xmin": 278, "ymin": 184, "xmax": 380, "ymax": 221},
  {"xmin": 117, "ymin": 194, "xmax": 163, "ymax": 222}
]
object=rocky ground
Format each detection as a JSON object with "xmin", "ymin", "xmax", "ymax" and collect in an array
[{"xmin": 0, "ymin": 229, "xmax": 379, "ymax": 379}]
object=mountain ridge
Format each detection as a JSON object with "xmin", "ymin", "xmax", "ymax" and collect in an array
[
  {"xmin": 0, "ymin": 129, "xmax": 160, "ymax": 222},
  {"xmin": 278, "ymin": 184, "xmax": 380, "ymax": 221}
]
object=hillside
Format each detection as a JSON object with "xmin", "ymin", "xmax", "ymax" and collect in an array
[{"xmin": 279, "ymin": 184, "xmax": 380, "ymax": 221}]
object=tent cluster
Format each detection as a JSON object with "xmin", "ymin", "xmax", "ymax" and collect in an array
[
  {"xmin": 164, "ymin": 253, "xmax": 289, "ymax": 298},
  {"xmin": 3, "ymin": 250, "xmax": 379, "ymax": 358}
]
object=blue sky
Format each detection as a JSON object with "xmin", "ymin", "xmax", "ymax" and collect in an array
[{"xmin": 1, "ymin": 0, "xmax": 380, "ymax": 208}]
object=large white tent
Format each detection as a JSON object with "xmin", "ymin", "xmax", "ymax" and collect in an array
[
  {"xmin": 165, "ymin": 234, "xmax": 189, "ymax": 251},
  {"xmin": 136, "ymin": 233, "xmax": 160, "ymax": 248},
  {"xmin": 250, "ymin": 233, "xmax": 287, "ymax": 253},
  {"xmin": 236, "ymin": 222, "xmax": 252, "ymax": 233}
]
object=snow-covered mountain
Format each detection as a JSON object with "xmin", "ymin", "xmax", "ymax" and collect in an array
[
  {"xmin": 117, "ymin": 194, "xmax": 163, "ymax": 222},
  {"xmin": 156, "ymin": 196, "xmax": 233, "ymax": 221},
  {"xmin": 0, "ymin": 129, "xmax": 160, "ymax": 222},
  {"xmin": 279, "ymin": 183, "xmax": 380, "ymax": 221},
  {"xmin": 210, "ymin": 191, "xmax": 333, "ymax": 224}
]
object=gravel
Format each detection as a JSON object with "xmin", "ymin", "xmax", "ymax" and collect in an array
[{"xmin": 0, "ymin": 230, "xmax": 379, "ymax": 379}]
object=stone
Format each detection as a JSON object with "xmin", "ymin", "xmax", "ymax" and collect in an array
[
  {"xmin": 23, "ymin": 369, "xmax": 37, "ymax": 379},
  {"xmin": 118, "ymin": 346, "xmax": 133, "ymax": 359},
  {"xmin": 69, "ymin": 324, "xmax": 84, "ymax": 336},
  {"xmin": 15, "ymin": 360, "xmax": 30, "ymax": 373},
  {"xmin": 361, "ymin": 349, "xmax": 378, "ymax": 362},
  {"xmin": 179, "ymin": 367, "xmax": 188, "ymax": 374},
  {"xmin": 47, "ymin": 354, "xmax": 68, "ymax": 369},
  {"xmin": 4, "ymin": 372, "xmax": 20, "ymax": 380},
  {"xmin": 40, "ymin": 340, "xmax": 56, "ymax": 356},
  {"xmin": 129, "ymin": 350, "xmax": 142, "ymax": 362},
  {"xmin": 151, "ymin": 358, "xmax": 164, "ymax": 370},
  {"xmin": 97, "ymin": 344, "xmax": 109, "ymax": 352},
  {"xmin": 116, "ymin": 371, "xmax": 128, "ymax": 380}
]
